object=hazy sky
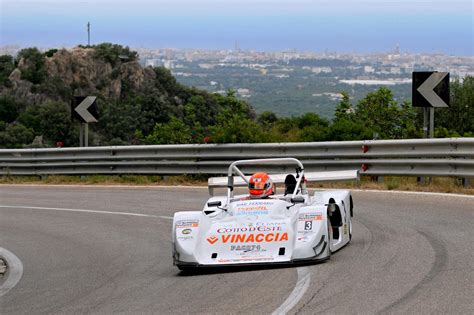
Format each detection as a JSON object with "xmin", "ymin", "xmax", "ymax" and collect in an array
[{"xmin": 1, "ymin": 0, "xmax": 473, "ymax": 55}]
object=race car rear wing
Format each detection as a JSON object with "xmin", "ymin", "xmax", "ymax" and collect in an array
[{"xmin": 208, "ymin": 169, "xmax": 360, "ymax": 195}]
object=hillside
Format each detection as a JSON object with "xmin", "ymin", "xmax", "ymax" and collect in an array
[
  {"xmin": 0, "ymin": 44, "xmax": 255, "ymax": 147},
  {"xmin": 0, "ymin": 43, "xmax": 472, "ymax": 149}
]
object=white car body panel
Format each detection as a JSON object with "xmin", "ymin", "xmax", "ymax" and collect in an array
[{"xmin": 172, "ymin": 158, "xmax": 356, "ymax": 269}]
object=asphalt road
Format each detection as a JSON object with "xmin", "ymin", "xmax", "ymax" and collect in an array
[{"xmin": 0, "ymin": 185, "xmax": 473, "ymax": 314}]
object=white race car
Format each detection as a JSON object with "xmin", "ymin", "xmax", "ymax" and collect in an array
[{"xmin": 172, "ymin": 158, "xmax": 358, "ymax": 270}]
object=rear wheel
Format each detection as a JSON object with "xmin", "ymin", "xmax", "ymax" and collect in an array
[
  {"xmin": 349, "ymin": 197, "xmax": 354, "ymax": 241},
  {"xmin": 326, "ymin": 210, "xmax": 332, "ymax": 257},
  {"xmin": 348, "ymin": 219, "xmax": 353, "ymax": 242}
]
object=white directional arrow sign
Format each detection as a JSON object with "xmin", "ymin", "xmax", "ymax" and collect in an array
[
  {"xmin": 416, "ymin": 72, "xmax": 449, "ymax": 108},
  {"xmin": 74, "ymin": 96, "xmax": 98, "ymax": 123}
]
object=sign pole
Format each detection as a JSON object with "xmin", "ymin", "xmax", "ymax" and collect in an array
[
  {"xmin": 427, "ymin": 108, "xmax": 435, "ymax": 184},
  {"xmin": 429, "ymin": 107, "xmax": 434, "ymax": 138},
  {"xmin": 79, "ymin": 123, "xmax": 84, "ymax": 147},
  {"xmin": 422, "ymin": 107, "xmax": 434, "ymax": 139},
  {"xmin": 72, "ymin": 96, "xmax": 98, "ymax": 147},
  {"xmin": 413, "ymin": 71, "xmax": 449, "ymax": 186},
  {"xmin": 419, "ymin": 108, "xmax": 428, "ymax": 185},
  {"xmin": 84, "ymin": 123, "xmax": 89, "ymax": 147}
]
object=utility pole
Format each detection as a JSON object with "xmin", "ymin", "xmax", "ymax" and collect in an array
[{"xmin": 87, "ymin": 22, "xmax": 90, "ymax": 45}]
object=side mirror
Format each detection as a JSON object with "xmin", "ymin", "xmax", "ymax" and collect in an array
[
  {"xmin": 291, "ymin": 196, "xmax": 305, "ymax": 204},
  {"xmin": 207, "ymin": 201, "xmax": 222, "ymax": 207}
]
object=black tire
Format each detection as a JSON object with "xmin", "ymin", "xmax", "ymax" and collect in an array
[
  {"xmin": 348, "ymin": 219, "xmax": 352, "ymax": 242},
  {"xmin": 350, "ymin": 196, "xmax": 354, "ymax": 218},
  {"xmin": 326, "ymin": 210, "xmax": 332, "ymax": 257}
]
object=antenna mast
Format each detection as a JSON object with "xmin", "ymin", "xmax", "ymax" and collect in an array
[{"xmin": 87, "ymin": 22, "xmax": 90, "ymax": 45}]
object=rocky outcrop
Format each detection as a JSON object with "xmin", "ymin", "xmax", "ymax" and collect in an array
[
  {"xmin": 2, "ymin": 46, "xmax": 157, "ymax": 104},
  {"xmin": 7, "ymin": 68, "xmax": 41, "ymax": 103}
]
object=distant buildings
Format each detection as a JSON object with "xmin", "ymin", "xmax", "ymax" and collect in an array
[
  {"xmin": 131, "ymin": 46, "xmax": 474, "ymax": 82},
  {"xmin": 311, "ymin": 67, "xmax": 332, "ymax": 74},
  {"xmin": 364, "ymin": 66, "xmax": 375, "ymax": 73}
]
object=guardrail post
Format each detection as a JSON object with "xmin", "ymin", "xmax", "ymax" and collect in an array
[
  {"xmin": 461, "ymin": 177, "xmax": 471, "ymax": 188},
  {"xmin": 461, "ymin": 156, "xmax": 471, "ymax": 188}
]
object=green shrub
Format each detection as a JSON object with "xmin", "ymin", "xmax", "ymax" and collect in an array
[{"xmin": 17, "ymin": 47, "xmax": 47, "ymax": 84}]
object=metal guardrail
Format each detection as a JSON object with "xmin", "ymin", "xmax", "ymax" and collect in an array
[{"xmin": 0, "ymin": 138, "xmax": 473, "ymax": 179}]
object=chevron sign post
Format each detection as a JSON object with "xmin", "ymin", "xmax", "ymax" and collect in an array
[
  {"xmin": 412, "ymin": 71, "xmax": 450, "ymax": 185},
  {"xmin": 72, "ymin": 96, "xmax": 98, "ymax": 123},
  {"xmin": 412, "ymin": 72, "xmax": 450, "ymax": 139},
  {"xmin": 413, "ymin": 72, "xmax": 449, "ymax": 108},
  {"xmin": 72, "ymin": 96, "xmax": 99, "ymax": 147}
]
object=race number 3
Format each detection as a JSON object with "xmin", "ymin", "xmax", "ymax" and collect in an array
[{"xmin": 304, "ymin": 221, "xmax": 312, "ymax": 230}]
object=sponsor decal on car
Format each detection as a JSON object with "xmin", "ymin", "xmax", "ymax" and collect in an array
[
  {"xmin": 182, "ymin": 228, "xmax": 192, "ymax": 235},
  {"xmin": 235, "ymin": 210, "xmax": 269, "ymax": 216},
  {"xmin": 297, "ymin": 235, "xmax": 310, "ymax": 242},
  {"xmin": 298, "ymin": 213, "xmax": 322, "ymax": 221},
  {"xmin": 177, "ymin": 235, "xmax": 193, "ymax": 241},
  {"xmin": 207, "ymin": 235, "xmax": 219, "ymax": 245},
  {"xmin": 344, "ymin": 224, "xmax": 348, "ymax": 234},
  {"xmin": 234, "ymin": 200, "xmax": 274, "ymax": 216},
  {"xmin": 230, "ymin": 244, "xmax": 266, "ymax": 252},
  {"xmin": 223, "ymin": 232, "xmax": 288, "ymax": 243},
  {"xmin": 217, "ymin": 225, "xmax": 282, "ymax": 233},
  {"xmin": 235, "ymin": 200, "xmax": 274, "ymax": 208},
  {"xmin": 176, "ymin": 220, "xmax": 199, "ymax": 228},
  {"xmin": 208, "ymin": 232, "xmax": 289, "ymax": 245}
]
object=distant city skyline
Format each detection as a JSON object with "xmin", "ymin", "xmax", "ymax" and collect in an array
[{"xmin": 1, "ymin": 0, "xmax": 473, "ymax": 56}]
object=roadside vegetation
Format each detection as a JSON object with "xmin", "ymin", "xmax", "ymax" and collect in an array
[
  {"xmin": 0, "ymin": 174, "xmax": 472, "ymax": 195},
  {"xmin": 0, "ymin": 44, "xmax": 473, "ymax": 193},
  {"xmin": 0, "ymin": 44, "xmax": 473, "ymax": 148}
]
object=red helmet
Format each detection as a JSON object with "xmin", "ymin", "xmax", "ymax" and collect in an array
[{"xmin": 249, "ymin": 172, "xmax": 275, "ymax": 199}]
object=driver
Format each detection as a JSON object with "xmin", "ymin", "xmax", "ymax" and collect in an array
[{"xmin": 248, "ymin": 172, "xmax": 275, "ymax": 199}]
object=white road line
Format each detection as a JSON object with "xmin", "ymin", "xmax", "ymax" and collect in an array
[
  {"xmin": 0, "ymin": 247, "xmax": 24, "ymax": 297},
  {"xmin": 272, "ymin": 266, "xmax": 311, "ymax": 315},
  {"xmin": 0, "ymin": 205, "xmax": 173, "ymax": 220}
]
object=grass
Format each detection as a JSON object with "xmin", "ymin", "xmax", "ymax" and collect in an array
[
  {"xmin": 0, "ymin": 174, "xmax": 208, "ymax": 186},
  {"xmin": 307, "ymin": 176, "xmax": 473, "ymax": 195},
  {"xmin": 0, "ymin": 174, "xmax": 472, "ymax": 195}
]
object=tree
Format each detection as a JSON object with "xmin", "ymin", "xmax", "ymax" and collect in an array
[
  {"xmin": 91, "ymin": 43, "xmax": 138, "ymax": 67},
  {"xmin": 98, "ymin": 99, "xmax": 143, "ymax": 143},
  {"xmin": 154, "ymin": 67, "xmax": 186, "ymax": 98},
  {"xmin": 0, "ymin": 55, "xmax": 15, "ymax": 86},
  {"xmin": 258, "ymin": 111, "xmax": 278, "ymax": 125},
  {"xmin": 145, "ymin": 117, "xmax": 192, "ymax": 144},
  {"xmin": 334, "ymin": 92, "xmax": 354, "ymax": 121},
  {"xmin": 0, "ymin": 123, "xmax": 35, "ymax": 148},
  {"xmin": 210, "ymin": 111, "xmax": 270, "ymax": 143},
  {"xmin": 16, "ymin": 102, "xmax": 72, "ymax": 145},
  {"xmin": 0, "ymin": 96, "xmax": 19, "ymax": 123},
  {"xmin": 353, "ymin": 87, "xmax": 417, "ymax": 139},
  {"xmin": 327, "ymin": 118, "xmax": 375, "ymax": 141},
  {"xmin": 17, "ymin": 48, "xmax": 47, "ymax": 84},
  {"xmin": 435, "ymin": 76, "xmax": 474, "ymax": 136},
  {"xmin": 36, "ymin": 102, "xmax": 72, "ymax": 143}
]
